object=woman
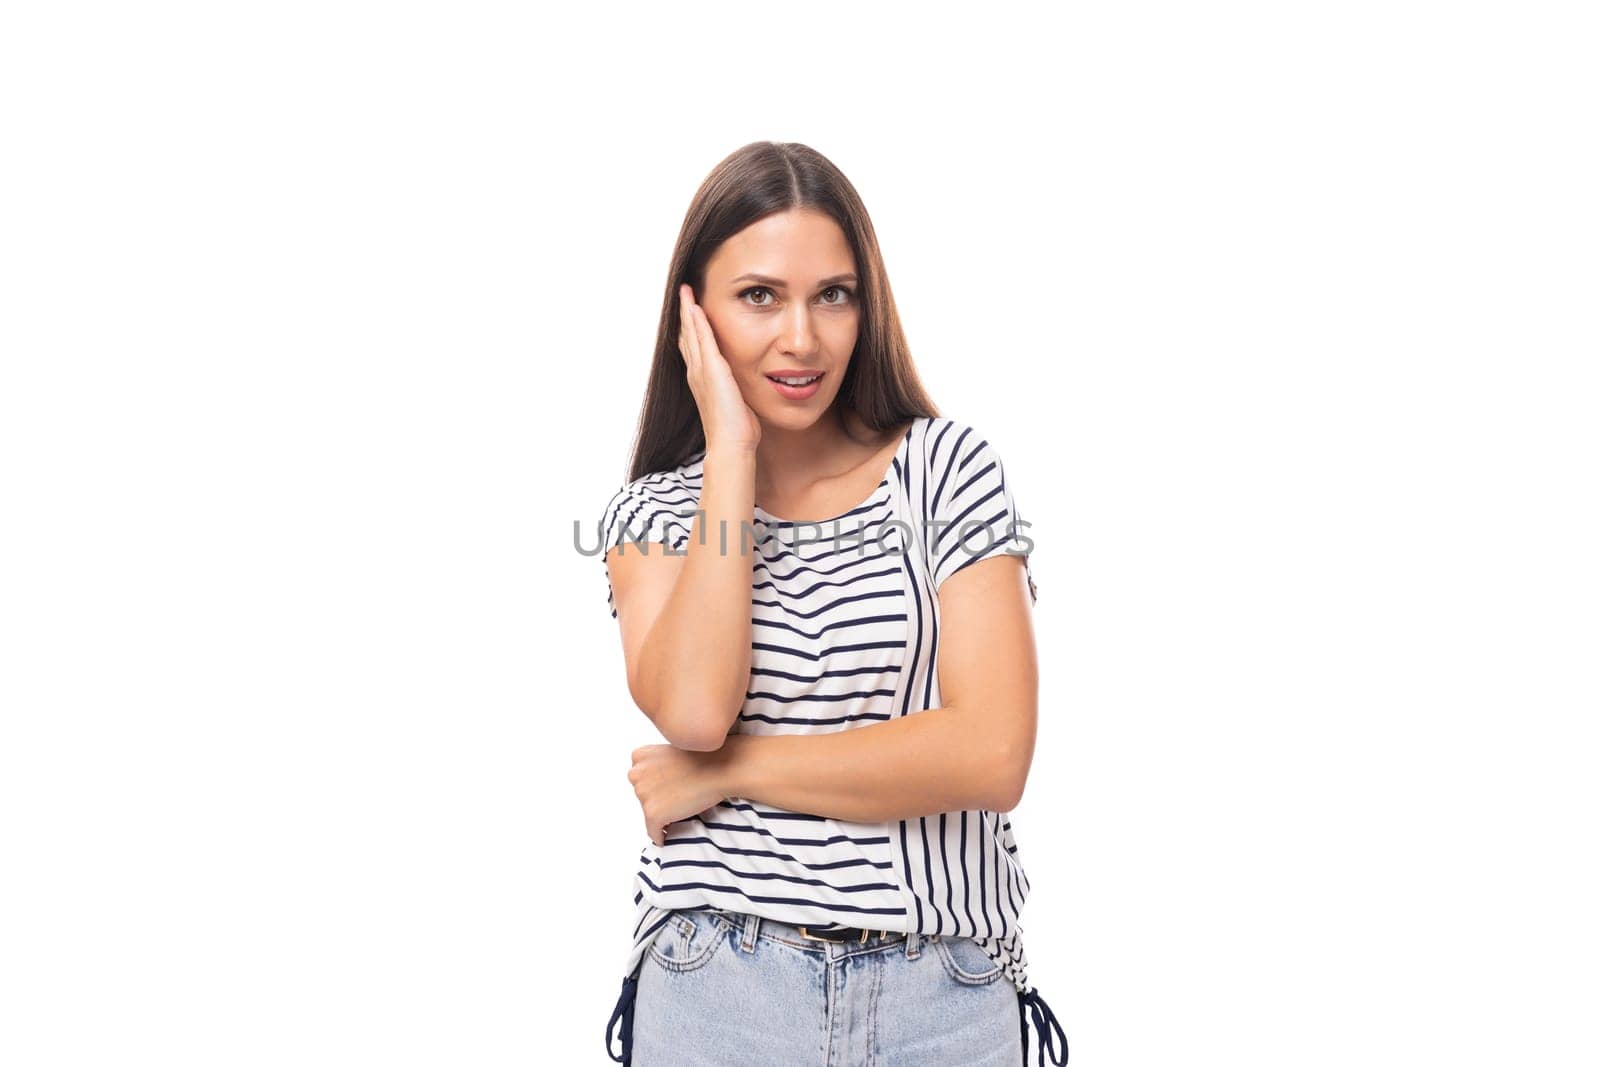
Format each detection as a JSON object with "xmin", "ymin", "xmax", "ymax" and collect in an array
[{"xmin": 598, "ymin": 142, "xmax": 1066, "ymax": 1066}]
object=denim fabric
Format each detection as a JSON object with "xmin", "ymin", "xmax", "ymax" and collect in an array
[{"xmin": 629, "ymin": 907, "xmax": 1022, "ymax": 1067}]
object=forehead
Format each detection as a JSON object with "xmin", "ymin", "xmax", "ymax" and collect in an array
[{"xmin": 706, "ymin": 209, "xmax": 855, "ymax": 282}]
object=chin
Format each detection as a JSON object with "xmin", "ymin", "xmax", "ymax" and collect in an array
[{"xmin": 757, "ymin": 407, "xmax": 828, "ymax": 433}]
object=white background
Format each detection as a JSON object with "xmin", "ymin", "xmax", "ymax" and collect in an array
[{"xmin": 3, "ymin": 2, "xmax": 1596, "ymax": 1064}]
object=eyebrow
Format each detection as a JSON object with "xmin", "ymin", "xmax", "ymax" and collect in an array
[{"xmin": 728, "ymin": 272, "xmax": 859, "ymax": 289}]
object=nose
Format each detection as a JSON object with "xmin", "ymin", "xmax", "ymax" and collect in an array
[{"xmin": 779, "ymin": 303, "xmax": 820, "ymax": 357}]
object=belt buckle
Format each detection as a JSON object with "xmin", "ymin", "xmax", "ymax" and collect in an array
[{"xmin": 798, "ymin": 925, "xmax": 870, "ymax": 944}]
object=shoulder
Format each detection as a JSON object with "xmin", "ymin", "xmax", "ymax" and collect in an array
[
  {"xmin": 915, "ymin": 417, "xmax": 1035, "ymax": 595},
  {"xmin": 910, "ymin": 416, "xmax": 1012, "ymax": 486},
  {"xmin": 600, "ymin": 457, "xmax": 704, "ymax": 549},
  {"xmin": 604, "ymin": 453, "xmax": 703, "ymax": 509}
]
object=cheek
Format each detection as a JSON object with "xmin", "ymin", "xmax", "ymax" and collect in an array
[
  {"xmin": 825, "ymin": 319, "xmax": 859, "ymax": 366},
  {"xmin": 712, "ymin": 328, "xmax": 768, "ymax": 378},
  {"xmin": 725, "ymin": 356, "xmax": 768, "ymax": 394},
  {"xmin": 823, "ymin": 312, "xmax": 860, "ymax": 346},
  {"xmin": 708, "ymin": 316, "xmax": 759, "ymax": 360}
]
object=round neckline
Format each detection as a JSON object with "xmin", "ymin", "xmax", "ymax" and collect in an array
[{"xmin": 752, "ymin": 421, "xmax": 915, "ymax": 526}]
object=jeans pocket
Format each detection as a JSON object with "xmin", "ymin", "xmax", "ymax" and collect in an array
[
  {"xmin": 932, "ymin": 935, "xmax": 1005, "ymax": 985},
  {"xmin": 645, "ymin": 910, "xmax": 729, "ymax": 974}
]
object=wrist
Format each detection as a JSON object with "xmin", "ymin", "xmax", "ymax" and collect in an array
[
  {"xmin": 710, "ymin": 733, "xmax": 750, "ymax": 799},
  {"xmin": 703, "ymin": 440, "xmax": 759, "ymax": 464}
]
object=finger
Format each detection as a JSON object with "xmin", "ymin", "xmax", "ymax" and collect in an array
[
  {"xmin": 686, "ymin": 308, "xmax": 717, "ymax": 384},
  {"xmin": 690, "ymin": 303, "xmax": 715, "ymax": 359},
  {"xmin": 678, "ymin": 287, "xmax": 700, "ymax": 373},
  {"xmin": 680, "ymin": 323, "xmax": 696, "ymax": 376},
  {"xmin": 699, "ymin": 308, "xmax": 730, "ymax": 373}
]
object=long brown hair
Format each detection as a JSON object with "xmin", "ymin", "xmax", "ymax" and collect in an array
[{"xmin": 621, "ymin": 141, "xmax": 940, "ymax": 484}]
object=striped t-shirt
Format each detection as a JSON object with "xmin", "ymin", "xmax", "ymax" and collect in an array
[{"xmin": 599, "ymin": 415, "xmax": 1041, "ymax": 997}]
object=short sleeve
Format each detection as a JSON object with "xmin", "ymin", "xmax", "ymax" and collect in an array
[
  {"xmin": 599, "ymin": 474, "xmax": 698, "ymax": 619},
  {"xmin": 929, "ymin": 431, "xmax": 1037, "ymax": 603}
]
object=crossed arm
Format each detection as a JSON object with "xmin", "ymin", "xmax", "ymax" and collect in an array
[
  {"xmin": 721, "ymin": 700, "xmax": 1020, "ymax": 819},
  {"xmin": 626, "ymin": 555, "xmax": 1038, "ymax": 843}
]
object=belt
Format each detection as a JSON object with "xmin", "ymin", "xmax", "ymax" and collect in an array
[
  {"xmin": 795, "ymin": 924, "xmax": 899, "ymax": 944},
  {"xmin": 708, "ymin": 908, "xmax": 903, "ymax": 945}
]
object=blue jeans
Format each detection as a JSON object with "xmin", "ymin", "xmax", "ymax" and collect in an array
[{"xmin": 630, "ymin": 907, "xmax": 1023, "ymax": 1066}]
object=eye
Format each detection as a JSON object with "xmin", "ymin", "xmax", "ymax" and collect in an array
[
  {"xmin": 737, "ymin": 286, "xmax": 775, "ymax": 307},
  {"xmin": 820, "ymin": 285, "xmax": 855, "ymax": 305}
]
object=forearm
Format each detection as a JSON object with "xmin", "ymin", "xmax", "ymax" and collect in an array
[
  {"xmin": 637, "ymin": 446, "xmax": 757, "ymax": 748},
  {"xmin": 718, "ymin": 705, "xmax": 1013, "ymax": 822}
]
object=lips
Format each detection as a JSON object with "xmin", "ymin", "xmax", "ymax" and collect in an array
[{"xmin": 766, "ymin": 370, "xmax": 825, "ymax": 400}]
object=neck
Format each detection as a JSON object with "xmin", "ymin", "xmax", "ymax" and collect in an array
[{"xmin": 754, "ymin": 406, "xmax": 863, "ymax": 497}]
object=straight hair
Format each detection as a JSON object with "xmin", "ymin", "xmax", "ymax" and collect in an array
[{"xmin": 621, "ymin": 141, "xmax": 941, "ymax": 484}]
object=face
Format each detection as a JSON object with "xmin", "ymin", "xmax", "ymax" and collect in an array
[{"xmin": 698, "ymin": 208, "xmax": 861, "ymax": 432}]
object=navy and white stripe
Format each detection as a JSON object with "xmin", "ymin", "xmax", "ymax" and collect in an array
[
  {"xmin": 600, "ymin": 416, "xmax": 1041, "ymax": 997},
  {"xmin": 599, "ymin": 468, "xmax": 699, "ymax": 619}
]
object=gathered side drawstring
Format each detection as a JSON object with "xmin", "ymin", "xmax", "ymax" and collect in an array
[
  {"xmin": 605, "ymin": 974, "xmax": 638, "ymax": 1064},
  {"xmin": 1018, "ymin": 986, "xmax": 1068, "ymax": 1065}
]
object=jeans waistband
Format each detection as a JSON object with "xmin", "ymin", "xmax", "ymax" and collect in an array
[{"xmin": 705, "ymin": 907, "xmax": 930, "ymax": 957}]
